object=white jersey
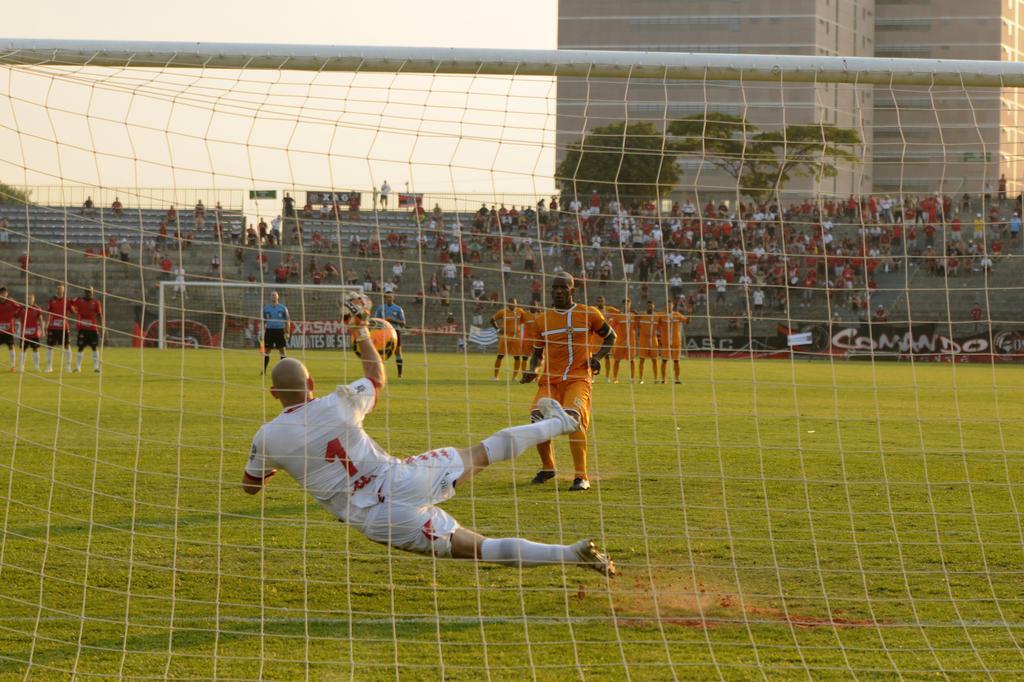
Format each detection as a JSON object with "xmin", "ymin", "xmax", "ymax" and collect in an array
[{"xmin": 245, "ymin": 378, "xmax": 395, "ymax": 518}]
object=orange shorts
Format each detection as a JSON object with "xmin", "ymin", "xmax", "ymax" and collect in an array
[
  {"xmin": 637, "ymin": 340, "xmax": 660, "ymax": 359},
  {"xmin": 612, "ymin": 342, "xmax": 634, "ymax": 361},
  {"xmin": 497, "ymin": 338, "xmax": 518, "ymax": 356},
  {"xmin": 531, "ymin": 379, "xmax": 591, "ymax": 432},
  {"xmin": 660, "ymin": 344, "xmax": 682, "ymax": 359},
  {"xmin": 516, "ymin": 340, "xmax": 533, "ymax": 358}
]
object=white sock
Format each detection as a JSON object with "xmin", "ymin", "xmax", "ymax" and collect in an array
[
  {"xmin": 46, "ymin": 348, "xmax": 53, "ymax": 370},
  {"xmin": 92, "ymin": 350, "xmax": 99, "ymax": 370},
  {"xmin": 75, "ymin": 352, "xmax": 83, "ymax": 370},
  {"xmin": 32, "ymin": 351, "xmax": 39, "ymax": 370},
  {"xmin": 8, "ymin": 349, "xmax": 14, "ymax": 368},
  {"xmin": 480, "ymin": 537, "xmax": 576, "ymax": 567},
  {"xmin": 66, "ymin": 349, "xmax": 72, "ymax": 370},
  {"xmin": 482, "ymin": 419, "xmax": 563, "ymax": 464}
]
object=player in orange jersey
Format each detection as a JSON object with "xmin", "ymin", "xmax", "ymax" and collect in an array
[
  {"xmin": 657, "ymin": 305, "xmax": 689, "ymax": 384},
  {"xmin": 634, "ymin": 300, "xmax": 660, "ymax": 384},
  {"xmin": 522, "ymin": 273, "xmax": 616, "ymax": 491},
  {"xmin": 605, "ymin": 298, "xmax": 636, "ymax": 383},
  {"xmin": 517, "ymin": 306, "xmax": 536, "ymax": 371},
  {"xmin": 592, "ymin": 296, "xmax": 619, "ymax": 379},
  {"xmin": 491, "ymin": 298, "xmax": 527, "ymax": 380}
]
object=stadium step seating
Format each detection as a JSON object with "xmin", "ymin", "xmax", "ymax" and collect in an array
[{"xmin": 3, "ymin": 203, "xmax": 1017, "ymax": 350}]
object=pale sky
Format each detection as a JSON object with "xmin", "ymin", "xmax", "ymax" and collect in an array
[
  {"xmin": 1, "ymin": 0, "xmax": 559, "ymax": 213},
  {"xmin": 3, "ymin": 0, "xmax": 556, "ymax": 50}
]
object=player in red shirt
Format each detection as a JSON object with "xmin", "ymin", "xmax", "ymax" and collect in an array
[
  {"xmin": 19, "ymin": 293, "xmax": 44, "ymax": 371},
  {"xmin": 45, "ymin": 283, "xmax": 73, "ymax": 373},
  {"xmin": 0, "ymin": 286, "xmax": 22, "ymax": 371},
  {"xmin": 71, "ymin": 287, "xmax": 103, "ymax": 373}
]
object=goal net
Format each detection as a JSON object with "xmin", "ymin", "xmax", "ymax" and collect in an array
[
  {"xmin": 155, "ymin": 282, "xmax": 363, "ymax": 351},
  {"xmin": 1, "ymin": 41, "xmax": 1023, "ymax": 678}
]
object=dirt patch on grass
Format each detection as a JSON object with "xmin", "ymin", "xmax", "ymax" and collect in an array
[{"xmin": 609, "ymin": 570, "xmax": 878, "ymax": 630}]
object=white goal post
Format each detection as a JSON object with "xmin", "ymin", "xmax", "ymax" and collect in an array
[
  {"xmin": 4, "ymin": 38, "xmax": 1024, "ymax": 85},
  {"xmin": 156, "ymin": 281, "xmax": 362, "ymax": 350}
]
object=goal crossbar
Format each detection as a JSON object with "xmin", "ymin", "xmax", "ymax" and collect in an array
[{"xmin": 3, "ymin": 38, "xmax": 1024, "ymax": 86}]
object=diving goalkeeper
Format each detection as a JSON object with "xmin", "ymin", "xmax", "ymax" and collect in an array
[{"xmin": 241, "ymin": 293, "xmax": 616, "ymax": 576}]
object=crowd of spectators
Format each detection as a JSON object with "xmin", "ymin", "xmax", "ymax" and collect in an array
[
  {"xmin": 22, "ymin": 187, "xmax": 1018, "ymax": 330},
  {"xmin": 335, "ymin": 188, "xmax": 1019, "ymax": 325}
]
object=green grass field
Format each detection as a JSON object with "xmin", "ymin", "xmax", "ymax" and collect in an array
[{"xmin": 2, "ymin": 349, "xmax": 1024, "ymax": 680}]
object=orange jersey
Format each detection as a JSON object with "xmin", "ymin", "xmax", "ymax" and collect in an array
[
  {"xmin": 658, "ymin": 311, "xmax": 689, "ymax": 348},
  {"xmin": 530, "ymin": 304, "xmax": 608, "ymax": 384},
  {"xmin": 605, "ymin": 308, "xmax": 634, "ymax": 350},
  {"xmin": 492, "ymin": 306, "xmax": 526, "ymax": 338},
  {"xmin": 591, "ymin": 306, "xmax": 618, "ymax": 350},
  {"xmin": 635, "ymin": 313, "xmax": 660, "ymax": 354},
  {"xmin": 517, "ymin": 310, "xmax": 535, "ymax": 355}
]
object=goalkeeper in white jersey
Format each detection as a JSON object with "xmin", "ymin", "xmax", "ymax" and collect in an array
[{"xmin": 241, "ymin": 294, "xmax": 616, "ymax": 576}]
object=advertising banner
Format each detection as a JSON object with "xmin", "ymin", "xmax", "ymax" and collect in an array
[
  {"xmin": 398, "ymin": 193, "xmax": 424, "ymax": 208},
  {"xmin": 682, "ymin": 323, "xmax": 1024, "ymax": 362},
  {"xmin": 286, "ymin": 319, "xmax": 350, "ymax": 350},
  {"xmin": 305, "ymin": 191, "xmax": 361, "ymax": 206}
]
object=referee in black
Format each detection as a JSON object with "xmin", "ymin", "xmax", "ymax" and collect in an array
[
  {"xmin": 374, "ymin": 291, "xmax": 406, "ymax": 378},
  {"xmin": 261, "ymin": 291, "xmax": 290, "ymax": 375}
]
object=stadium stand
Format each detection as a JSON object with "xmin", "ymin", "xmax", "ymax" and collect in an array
[{"xmin": 0, "ymin": 193, "xmax": 1019, "ymax": 351}]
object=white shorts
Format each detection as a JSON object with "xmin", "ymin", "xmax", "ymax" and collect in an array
[{"xmin": 358, "ymin": 447, "xmax": 465, "ymax": 558}]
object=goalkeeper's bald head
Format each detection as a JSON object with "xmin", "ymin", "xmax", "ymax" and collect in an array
[{"xmin": 270, "ymin": 358, "xmax": 313, "ymax": 406}]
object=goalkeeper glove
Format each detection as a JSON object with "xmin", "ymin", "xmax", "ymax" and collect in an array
[{"xmin": 588, "ymin": 356, "xmax": 602, "ymax": 375}]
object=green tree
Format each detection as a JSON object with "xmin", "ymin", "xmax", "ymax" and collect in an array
[
  {"xmin": 0, "ymin": 181, "xmax": 31, "ymax": 205},
  {"xmin": 668, "ymin": 113, "xmax": 861, "ymax": 200},
  {"xmin": 555, "ymin": 121, "xmax": 681, "ymax": 201}
]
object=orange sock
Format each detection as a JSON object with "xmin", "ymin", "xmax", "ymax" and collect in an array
[{"xmin": 569, "ymin": 432, "xmax": 588, "ymax": 479}]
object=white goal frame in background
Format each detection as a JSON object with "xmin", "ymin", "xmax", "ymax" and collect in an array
[{"xmin": 157, "ymin": 281, "xmax": 362, "ymax": 350}]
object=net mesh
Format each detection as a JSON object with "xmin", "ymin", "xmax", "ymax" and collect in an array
[{"xmin": 0, "ymin": 51, "xmax": 1022, "ymax": 678}]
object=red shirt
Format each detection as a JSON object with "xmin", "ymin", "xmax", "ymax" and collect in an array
[
  {"xmin": 21, "ymin": 305, "xmax": 43, "ymax": 337},
  {"xmin": 73, "ymin": 298, "xmax": 102, "ymax": 331},
  {"xmin": 0, "ymin": 299, "xmax": 22, "ymax": 332},
  {"xmin": 46, "ymin": 297, "xmax": 70, "ymax": 330}
]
